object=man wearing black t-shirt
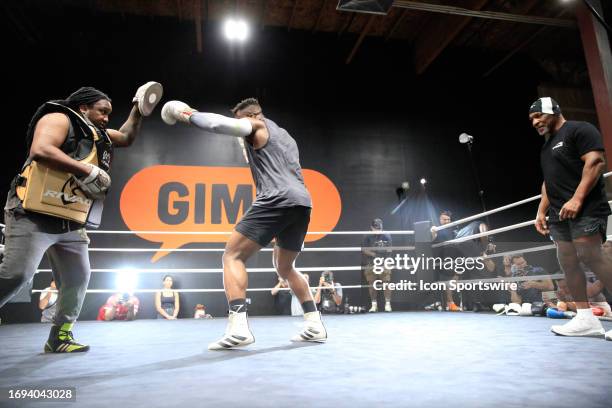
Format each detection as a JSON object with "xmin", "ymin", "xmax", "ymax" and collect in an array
[
  {"xmin": 362, "ymin": 218, "xmax": 393, "ymax": 312},
  {"xmin": 531, "ymin": 97, "xmax": 612, "ymax": 340}
]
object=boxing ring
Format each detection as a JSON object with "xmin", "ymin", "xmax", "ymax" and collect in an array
[{"xmin": 1, "ymin": 173, "xmax": 612, "ymax": 407}]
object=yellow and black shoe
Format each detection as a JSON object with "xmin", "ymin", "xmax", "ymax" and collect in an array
[{"xmin": 44, "ymin": 323, "xmax": 90, "ymax": 353}]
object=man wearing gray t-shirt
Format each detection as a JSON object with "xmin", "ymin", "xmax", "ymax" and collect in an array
[{"xmin": 162, "ymin": 98, "xmax": 327, "ymax": 350}]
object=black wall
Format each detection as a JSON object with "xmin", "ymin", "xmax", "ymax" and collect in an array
[{"xmin": 1, "ymin": 2, "xmax": 577, "ymax": 322}]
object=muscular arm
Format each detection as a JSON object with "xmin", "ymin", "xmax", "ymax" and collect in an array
[
  {"xmin": 538, "ymin": 182, "xmax": 550, "ymax": 214},
  {"xmin": 29, "ymin": 113, "xmax": 91, "ymax": 177},
  {"xmin": 559, "ymin": 151, "xmax": 606, "ymax": 220},
  {"xmin": 189, "ymin": 113, "xmax": 269, "ymax": 149},
  {"xmin": 574, "ymin": 151, "xmax": 607, "ymax": 202},
  {"xmin": 106, "ymin": 105, "xmax": 143, "ymax": 147},
  {"xmin": 535, "ymin": 183, "xmax": 550, "ymax": 234}
]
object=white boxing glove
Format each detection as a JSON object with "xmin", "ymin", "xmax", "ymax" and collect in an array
[
  {"xmin": 161, "ymin": 100, "xmax": 196, "ymax": 125},
  {"xmin": 133, "ymin": 81, "xmax": 164, "ymax": 116},
  {"xmin": 75, "ymin": 163, "xmax": 111, "ymax": 199}
]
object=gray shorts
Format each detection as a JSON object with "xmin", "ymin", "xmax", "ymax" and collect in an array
[
  {"xmin": 548, "ymin": 216, "xmax": 608, "ymax": 242},
  {"xmin": 235, "ymin": 205, "xmax": 311, "ymax": 251},
  {"xmin": 0, "ymin": 209, "xmax": 91, "ymax": 324}
]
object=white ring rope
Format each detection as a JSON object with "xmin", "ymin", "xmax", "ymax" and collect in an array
[
  {"xmin": 434, "ymin": 171, "xmax": 612, "ymax": 232},
  {"xmin": 84, "ymin": 230, "xmax": 415, "ymax": 235},
  {"xmin": 29, "ymin": 273, "xmax": 570, "ymax": 294},
  {"xmin": 434, "ymin": 195, "xmax": 541, "ymax": 232},
  {"xmin": 481, "ymin": 244, "xmax": 556, "ymax": 260},
  {"xmin": 35, "ymin": 266, "xmax": 383, "ymax": 274},
  {"xmin": 86, "ymin": 246, "xmax": 416, "ymax": 253},
  {"xmin": 31, "ymin": 285, "xmax": 372, "ymax": 294},
  {"xmin": 432, "ymin": 219, "xmax": 536, "ymax": 248}
]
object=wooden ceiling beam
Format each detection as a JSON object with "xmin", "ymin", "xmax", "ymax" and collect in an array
[
  {"xmin": 385, "ymin": 9, "xmax": 407, "ymax": 41},
  {"xmin": 312, "ymin": 0, "xmax": 326, "ymax": 34},
  {"xmin": 346, "ymin": 15, "xmax": 376, "ymax": 64},
  {"xmin": 412, "ymin": 0, "xmax": 488, "ymax": 75},
  {"xmin": 338, "ymin": 12, "xmax": 356, "ymax": 37},
  {"xmin": 288, "ymin": 0, "xmax": 298, "ymax": 31}
]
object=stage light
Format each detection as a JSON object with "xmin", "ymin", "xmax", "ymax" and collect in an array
[
  {"xmin": 459, "ymin": 133, "xmax": 474, "ymax": 144},
  {"xmin": 420, "ymin": 178, "xmax": 427, "ymax": 185},
  {"xmin": 116, "ymin": 268, "xmax": 138, "ymax": 294},
  {"xmin": 224, "ymin": 18, "xmax": 249, "ymax": 41}
]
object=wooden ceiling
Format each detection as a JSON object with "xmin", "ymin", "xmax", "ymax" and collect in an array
[{"xmin": 10, "ymin": 0, "xmax": 592, "ymax": 75}]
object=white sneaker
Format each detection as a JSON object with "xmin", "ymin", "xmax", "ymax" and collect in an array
[
  {"xmin": 369, "ymin": 302, "xmax": 377, "ymax": 313},
  {"xmin": 606, "ymin": 330, "xmax": 612, "ymax": 341},
  {"xmin": 161, "ymin": 100, "xmax": 196, "ymax": 125},
  {"xmin": 385, "ymin": 302, "xmax": 392, "ymax": 312},
  {"xmin": 551, "ymin": 316, "xmax": 605, "ymax": 338},
  {"xmin": 208, "ymin": 311, "xmax": 255, "ymax": 350},
  {"xmin": 291, "ymin": 311, "xmax": 327, "ymax": 343}
]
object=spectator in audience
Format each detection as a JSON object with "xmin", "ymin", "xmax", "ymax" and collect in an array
[
  {"xmin": 314, "ymin": 270, "xmax": 343, "ymax": 314},
  {"xmin": 97, "ymin": 292, "xmax": 140, "ymax": 321},
  {"xmin": 271, "ymin": 277, "xmax": 292, "ymax": 315},
  {"xmin": 39, "ymin": 279, "xmax": 58, "ymax": 323},
  {"xmin": 431, "ymin": 210, "xmax": 462, "ymax": 311},
  {"xmin": 155, "ymin": 275, "xmax": 179, "ymax": 320},
  {"xmin": 194, "ymin": 304, "xmax": 213, "ymax": 319},
  {"xmin": 556, "ymin": 275, "xmax": 611, "ymax": 316},
  {"xmin": 511, "ymin": 255, "xmax": 554, "ymax": 303},
  {"xmin": 362, "ymin": 218, "xmax": 393, "ymax": 312}
]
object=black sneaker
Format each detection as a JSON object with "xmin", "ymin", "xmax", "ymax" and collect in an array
[{"xmin": 44, "ymin": 323, "xmax": 90, "ymax": 353}]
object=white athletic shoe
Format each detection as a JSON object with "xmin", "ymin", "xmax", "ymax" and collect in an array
[
  {"xmin": 385, "ymin": 302, "xmax": 392, "ymax": 312},
  {"xmin": 551, "ymin": 315, "xmax": 605, "ymax": 338},
  {"xmin": 161, "ymin": 100, "xmax": 195, "ymax": 125},
  {"xmin": 606, "ymin": 330, "xmax": 612, "ymax": 341},
  {"xmin": 291, "ymin": 311, "xmax": 327, "ymax": 343},
  {"xmin": 208, "ymin": 311, "xmax": 255, "ymax": 350},
  {"xmin": 369, "ymin": 302, "xmax": 377, "ymax": 313}
]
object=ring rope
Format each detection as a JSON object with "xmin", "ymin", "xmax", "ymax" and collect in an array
[
  {"xmin": 434, "ymin": 195, "xmax": 541, "ymax": 232},
  {"xmin": 31, "ymin": 285, "xmax": 372, "ymax": 294},
  {"xmin": 432, "ymin": 219, "xmax": 536, "ymax": 248},
  {"xmin": 84, "ymin": 230, "xmax": 415, "ymax": 235},
  {"xmin": 480, "ymin": 244, "xmax": 556, "ymax": 260},
  {"xmin": 434, "ymin": 172, "xmax": 612, "ymax": 232},
  {"xmin": 35, "ymin": 266, "xmax": 377, "ymax": 274},
  {"xmin": 28, "ymin": 273, "xmax": 573, "ymax": 294},
  {"xmin": 86, "ymin": 246, "xmax": 417, "ymax": 253}
]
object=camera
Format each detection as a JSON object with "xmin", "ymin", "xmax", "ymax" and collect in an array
[{"xmin": 322, "ymin": 271, "xmax": 333, "ymax": 284}]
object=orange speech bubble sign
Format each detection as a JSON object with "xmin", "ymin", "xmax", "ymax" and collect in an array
[{"xmin": 119, "ymin": 165, "xmax": 342, "ymax": 262}]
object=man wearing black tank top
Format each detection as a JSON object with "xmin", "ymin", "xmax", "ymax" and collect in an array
[
  {"xmin": 162, "ymin": 97, "xmax": 327, "ymax": 350},
  {"xmin": 0, "ymin": 83, "xmax": 161, "ymax": 353},
  {"xmin": 530, "ymin": 97, "xmax": 612, "ymax": 340}
]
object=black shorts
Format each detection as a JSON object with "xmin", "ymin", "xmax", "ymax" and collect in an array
[
  {"xmin": 235, "ymin": 205, "xmax": 311, "ymax": 251},
  {"xmin": 548, "ymin": 216, "xmax": 608, "ymax": 242}
]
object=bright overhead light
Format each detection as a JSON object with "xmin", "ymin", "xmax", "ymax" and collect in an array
[
  {"xmin": 224, "ymin": 18, "xmax": 249, "ymax": 41},
  {"xmin": 420, "ymin": 178, "xmax": 427, "ymax": 185},
  {"xmin": 116, "ymin": 268, "xmax": 138, "ymax": 294}
]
